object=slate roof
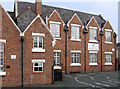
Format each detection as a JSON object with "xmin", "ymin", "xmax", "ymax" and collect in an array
[{"xmin": 8, "ymin": 1, "xmax": 106, "ymax": 32}]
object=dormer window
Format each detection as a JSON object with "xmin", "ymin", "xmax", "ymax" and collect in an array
[{"xmin": 50, "ymin": 21, "xmax": 61, "ymax": 39}]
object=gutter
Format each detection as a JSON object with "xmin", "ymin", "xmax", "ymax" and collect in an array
[{"xmin": 20, "ymin": 37, "xmax": 24, "ymax": 87}]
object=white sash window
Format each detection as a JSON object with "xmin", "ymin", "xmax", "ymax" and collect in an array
[
  {"xmin": 50, "ymin": 23, "xmax": 60, "ymax": 38},
  {"xmin": 71, "ymin": 26, "xmax": 80, "ymax": 39},
  {"xmin": 54, "ymin": 52, "xmax": 60, "ymax": 66},
  {"xmin": 0, "ymin": 42, "xmax": 4, "ymax": 72},
  {"xmin": 105, "ymin": 54, "xmax": 112, "ymax": 63},
  {"xmin": 90, "ymin": 29, "xmax": 97, "ymax": 41},
  {"xmin": 105, "ymin": 31, "xmax": 111, "ymax": 42},
  {"xmin": 33, "ymin": 36, "xmax": 43, "ymax": 49},
  {"xmin": 89, "ymin": 53, "xmax": 97, "ymax": 63},
  {"xmin": 71, "ymin": 53, "xmax": 80, "ymax": 63}
]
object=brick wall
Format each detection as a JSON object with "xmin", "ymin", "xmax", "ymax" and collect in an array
[
  {"xmin": 23, "ymin": 17, "xmax": 54, "ymax": 86},
  {"xmin": 1, "ymin": 6, "xmax": 21, "ymax": 87}
]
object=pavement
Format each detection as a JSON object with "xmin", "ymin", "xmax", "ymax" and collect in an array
[{"xmin": 27, "ymin": 71, "xmax": 120, "ymax": 89}]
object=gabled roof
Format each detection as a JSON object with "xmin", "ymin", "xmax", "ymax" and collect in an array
[
  {"xmin": 17, "ymin": 8, "xmax": 37, "ymax": 32},
  {"xmin": 8, "ymin": 1, "xmax": 106, "ymax": 32}
]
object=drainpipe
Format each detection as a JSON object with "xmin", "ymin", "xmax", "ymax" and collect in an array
[
  {"xmin": 64, "ymin": 24, "xmax": 68, "ymax": 75},
  {"xmin": 52, "ymin": 60, "xmax": 55, "ymax": 84},
  {"xmin": 83, "ymin": 26, "xmax": 88, "ymax": 73},
  {"xmin": 114, "ymin": 32, "xmax": 117, "ymax": 71},
  {"xmin": 100, "ymin": 31, "xmax": 104, "ymax": 72},
  {"xmin": 20, "ymin": 37, "xmax": 24, "ymax": 87}
]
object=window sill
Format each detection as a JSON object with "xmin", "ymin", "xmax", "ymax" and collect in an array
[
  {"xmin": 70, "ymin": 63, "xmax": 81, "ymax": 66},
  {"xmin": 32, "ymin": 48, "xmax": 45, "ymax": 53},
  {"xmin": 89, "ymin": 40, "xmax": 98, "ymax": 43},
  {"xmin": 89, "ymin": 63, "xmax": 98, "ymax": 66},
  {"xmin": 105, "ymin": 42, "xmax": 112, "ymax": 44},
  {"xmin": 105, "ymin": 63, "xmax": 112, "ymax": 65},
  {"xmin": 33, "ymin": 72, "xmax": 44, "ymax": 74},
  {"xmin": 70, "ymin": 39, "xmax": 81, "ymax": 42},
  {"xmin": 54, "ymin": 38, "xmax": 61, "ymax": 40},
  {"xmin": 0, "ymin": 72, "xmax": 6, "ymax": 76},
  {"xmin": 54, "ymin": 66, "xmax": 61, "ymax": 69}
]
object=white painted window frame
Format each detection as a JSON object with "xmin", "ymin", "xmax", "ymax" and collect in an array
[
  {"xmin": 49, "ymin": 21, "xmax": 61, "ymax": 40},
  {"xmin": 89, "ymin": 26, "xmax": 98, "ymax": 43},
  {"xmin": 71, "ymin": 50, "xmax": 81, "ymax": 66},
  {"xmin": 89, "ymin": 52, "xmax": 98, "ymax": 66},
  {"xmin": 32, "ymin": 59, "xmax": 45, "ymax": 73},
  {"xmin": 32, "ymin": 33, "xmax": 45, "ymax": 53},
  {"xmin": 71, "ymin": 24, "xmax": 81, "ymax": 42},
  {"xmin": 54, "ymin": 50, "xmax": 61, "ymax": 68},
  {"xmin": 104, "ymin": 52, "xmax": 112, "ymax": 65},
  {"xmin": 0, "ymin": 39, "xmax": 6, "ymax": 75},
  {"xmin": 105, "ymin": 29, "xmax": 112, "ymax": 44}
]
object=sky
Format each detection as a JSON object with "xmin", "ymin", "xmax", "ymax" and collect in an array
[{"xmin": 0, "ymin": 0, "xmax": 119, "ymax": 42}]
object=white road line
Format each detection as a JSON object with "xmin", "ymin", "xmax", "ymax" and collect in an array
[
  {"xmin": 95, "ymin": 86, "xmax": 105, "ymax": 89},
  {"xmin": 65, "ymin": 75, "xmax": 73, "ymax": 79},
  {"xmin": 91, "ymin": 76, "xmax": 94, "ymax": 80},
  {"xmin": 101, "ymin": 81, "xmax": 117, "ymax": 85},
  {"xmin": 95, "ymin": 82, "xmax": 110, "ymax": 87},
  {"xmin": 108, "ymin": 80, "xmax": 120, "ymax": 84},
  {"xmin": 75, "ymin": 76, "xmax": 95, "ymax": 88}
]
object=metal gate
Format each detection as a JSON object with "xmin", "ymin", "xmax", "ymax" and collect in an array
[{"xmin": 54, "ymin": 69, "xmax": 62, "ymax": 81}]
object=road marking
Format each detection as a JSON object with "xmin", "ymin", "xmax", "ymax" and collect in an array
[
  {"xmin": 95, "ymin": 82, "xmax": 110, "ymax": 87},
  {"xmin": 101, "ymin": 81, "xmax": 117, "ymax": 85},
  {"xmin": 95, "ymin": 86, "xmax": 105, "ymax": 89},
  {"xmin": 75, "ymin": 76, "xmax": 95, "ymax": 88},
  {"xmin": 91, "ymin": 76, "xmax": 94, "ymax": 80},
  {"xmin": 65, "ymin": 75, "xmax": 73, "ymax": 79},
  {"xmin": 108, "ymin": 80, "xmax": 120, "ymax": 84}
]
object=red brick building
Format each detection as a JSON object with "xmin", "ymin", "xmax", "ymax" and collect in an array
[{"xmin": 0, "ymin": 0, "xmax": 117, "ymax": 87}]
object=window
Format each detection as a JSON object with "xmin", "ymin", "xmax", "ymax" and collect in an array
[
  {"xmin": 54, "ymin": 52, "xmax": 60, "ymax": 66},
  {"xmin": 105, "ymin": 54, "xmax": 112, "ymax": 63},
  {"xmin": 90, "ymin": 29, "xmax": 97, "ymax": 41},
  {"xmin": 50, "ymin": 23, "xmax": 60, "ymax": 38},
  {"xmin": 33, "ymin": 36, "xmax": 43, "ymax": 49},
  {"xmin": 71, "ymin": 53, "xmax": 80, "ymax": 63},
  {"xmin": 105, "ymin": 31, "xmax": 111, "ymax": 42},
  {"xmin": 33, "ymin": 62, "xmax": 43, "ymax": 72},
  {"xmin": 71, "ymin": 26, "xmax": 80, "ymax": 39},
  {"xmin": 89, "ymin": 53, "xmax": 97, "ymax": 63},
  {"xmin": 0, "ymin": 42, "xmax": 4, "ymax": 72}
]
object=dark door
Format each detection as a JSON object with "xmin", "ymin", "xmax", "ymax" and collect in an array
[{"xmin": 54, "ymin": 69, "xmax": 62, "ymax": 81}]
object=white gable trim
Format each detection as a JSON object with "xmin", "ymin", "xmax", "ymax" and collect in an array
[
  {"xmin": 67, "ymin": 13, "xmax": 84, "ymax": 28},
  {"xmin": 21, "ymin": 14, "xmax": 56, "ymax": 46},
  {"xmin": 102, "ymin": 20, "xmax": 114, "ymax": 32},
  {"xmin": 1, "ymin": 5, "xmax": 22, "ymax": 35},
  {"xmin": 86, "ymin": 16, "xmax": 100, "ymax": 30},
  {"xmin": 47, "ymin": 10, "xmax": 65, "ymax": 26}
]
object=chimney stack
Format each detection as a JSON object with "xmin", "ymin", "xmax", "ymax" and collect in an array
[
  {"xmin": 14, "ymin": 0, "xmax": 18, "ymax": 18},
  {"xmin": 35, "ymin": 0, "xmax": 42, "ymax": 16}
]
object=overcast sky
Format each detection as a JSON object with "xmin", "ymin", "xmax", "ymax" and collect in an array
[{"xmin": 0, "ymin": 0, "xmax": 119, "ymax": 42}]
